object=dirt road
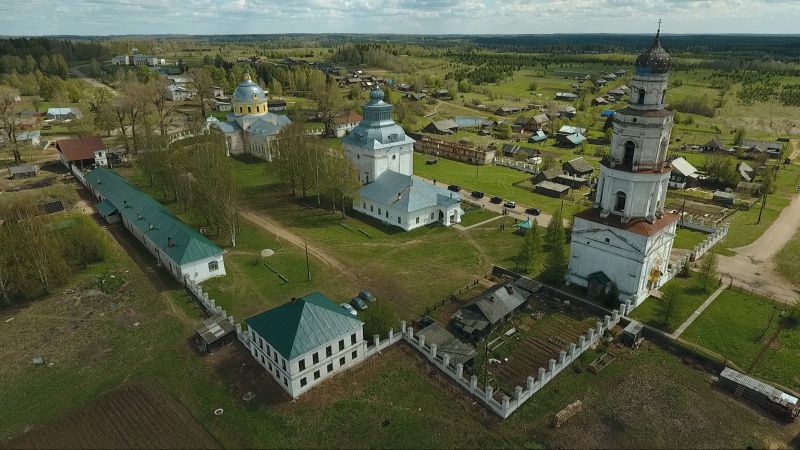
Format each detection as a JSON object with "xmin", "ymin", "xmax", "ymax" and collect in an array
[
  {"xmin": 717, "ymin": 191, "xmax": 800, "ymax": 304},
  {"xmin": 70, "ymin": 65, "xmax": 117, "ymax": 96}
]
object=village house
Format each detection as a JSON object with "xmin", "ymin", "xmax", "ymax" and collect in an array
[
  {"xmin": 210, "ymin": 86, "xmax": 224, "ymax": 97},
  {"xmin": 333, "ymin": 111, "xmax": 363, "ymax": 138},
  {"xmin": 46, "ymin": 107, "xmax": 82, "ymax": 121},
  {"xmin": 452, "ymin": 277, "xmax": 542, "ymax": 341},
  {"xmin": 85, "ymin": 167, "xmax": 226, "ymax": 284},
  {"xmin": 166, "ymin": 84, "xmax": 192, "ymax": 101},
  {"xmin": 562, "ymin": 157, "xmax": 593, "ymax": 177},
  {"xmin": 737, "ymin": 181, "xmax": 764, "ymax": 197},
  {"xmin": 502, "ymin": 144, "xmax": 540, "ymax": 160},
  {"xmin": 741, "ymin": 139, "xmax": 783, "ymax": 159},
  {"xmin": 1, "ymin": 130, "xmax": 42, "ymax": 147},
  {"xmin": 56, "ymin": 136, "xmax": 108, "ymax": 169},
  {"xmin": 702, "ymin": 139, "xmax": 729, "ymax": 153},
  {"xmin": 214, "ymin": 98, "xmax": 231, "ymax": 112},
  {"xmin": 713, "ymin": 190, "xmax": 736, "ymax": 206},
  {"xmin": 112, "ymin": 54, "xmax": 163, "ymax": 66},
  {"xmin": 556, "ymin": 126, "xmax": 587, "ymax": 148},
  {"xmin": 738, "ymin": 161, "xmax": 755, "ymax": 182},
  {"xmin": 245, "ymin": 292, "xmax": 366, "ymax": 399},
  {"xmin": 533, "ymin": 168, "xmax": 563, "ymax": 184},
  {"xmin": 528, "ymin": 130, "xmax": 547, "ymax": 143},
  {"xmin": 555, "ymin": 92, "xmax": 578, "ymax": 101},
  {"xmin": 525, "ymin": 113, "xmax": 550, "ymax": 132},
  {"xmin": 668, "ymin": 157, "xmax": 699, "ymax": 188},
  {"xmin": 494, "ymin": 105, "xmax": 522, "ymax": 116},
  {"xmin": 535, "ymin": 180, "xmax": 571, "ymax": 198},
  {"xmin": 345, "ymin": 88, "xmax": 463, "ymax": 230},
  {"xmin": 424, "ymin": 119, "xmax": 459, "ymax": 135},
  {"xmin": 559, "ymin": 106, "xmax": 577, "ymax": 119},
  {"xmin": 555, "ymin": 174, "xmax": 590, "ymax": 188},
  {"xmin": 267, "ymin": 99, "xmax": 287, "ymax": 111}
]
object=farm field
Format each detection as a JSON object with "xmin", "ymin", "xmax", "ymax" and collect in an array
[{"xmin": 8, "ymin": 384, "xmax": 219, "ymax": 449}]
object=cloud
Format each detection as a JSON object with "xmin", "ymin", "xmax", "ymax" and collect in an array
[{"xmin": 0, "ymin": 0, "xmax": 795, "ymax": 35}]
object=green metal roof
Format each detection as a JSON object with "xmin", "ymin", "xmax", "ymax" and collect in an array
[
  {"xmin": 245, "ymin": 292, "xmax": 363, "ymax": 360},
  {"xmin": 86, "ymin": 167, "xmax": 223, "ymax": 266},
  {"xmin": 95, "ymin": 199, "xmax": 117, "ymax": 218}
]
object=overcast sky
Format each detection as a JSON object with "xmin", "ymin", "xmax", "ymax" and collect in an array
[{"xmin": 1, "ymin": 0, "xmax": 797, "ymax": 36}]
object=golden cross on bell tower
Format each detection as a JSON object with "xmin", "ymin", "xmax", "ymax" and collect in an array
[{"xmin": 657, "ymin": 18, "xmax": 662, "ymax": 33}]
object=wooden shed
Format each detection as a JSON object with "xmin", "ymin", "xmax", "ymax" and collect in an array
[{"xmin": 195, "ymin": 313, "xmax": 236, "ymax": 353}]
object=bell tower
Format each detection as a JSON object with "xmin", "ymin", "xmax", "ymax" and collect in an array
[{"xmin": 566, "ymin": 25, "xmax": 679, "ymax": 310}]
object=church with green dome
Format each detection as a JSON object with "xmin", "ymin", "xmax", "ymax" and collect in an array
[{"xmin": 212, "ymin": 73, "xmax": 291, "ymax": 161}]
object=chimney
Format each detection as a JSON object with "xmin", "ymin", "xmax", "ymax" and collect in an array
[
  {"xmin": 123, "ymin": 200, "xmax": 128, "ymax": 208},
  {"xmin": 167, "ymin": 237, "xmax": 173, "ymax": 248},
  {"xmin": 505, "ymin": 285, "xmax": 513, "ymax": 294},
  {"xmin": 149, "ymin": 223, "xmax": 154, "ymax": 230},
  {"xmin": 136, "ymin": 211, "xmax": 142, "ymax": 219},
  {"xmin": 96, "ymin": 177, "xmax": 101, "ymax": 184}
]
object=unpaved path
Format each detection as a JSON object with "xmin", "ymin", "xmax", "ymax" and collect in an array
[{"xmin": 716, "ymin": 193, "xmax": 800, "ymax": 304}]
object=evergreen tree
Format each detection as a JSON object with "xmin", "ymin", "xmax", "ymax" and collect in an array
[
  {"xmin": 543, "ymin": 209, "xmax": 568, "ymax": 283},
  {"xmin": 517, "ymin": 219, "xmax": 543, "ymax": 274}
]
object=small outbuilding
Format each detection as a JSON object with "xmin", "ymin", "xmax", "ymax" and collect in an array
[
  {"xmin": 718, "ymin": 367, "xmax": 799, "ymax": 421},
  {"xmin": 8, "ymin": 164, "xmax": 38, "ymax": 179},
  {"xmin": 713, "ymin": 190, "xmax": 736, "ymax": 206},
  {"xmin": 535, "ymin": 181, "xmax": 570, "ymax": 198},
  {"xmin": 195, "ymin": 313, "xmax": 236, "ymax": 353},
  {"xmin": 562, "ymin": 157, "xmax": 593, "ymax": 177},
  {"xmin": 416, "ymin": 320, "xmax": 477, "ymax": 367}
]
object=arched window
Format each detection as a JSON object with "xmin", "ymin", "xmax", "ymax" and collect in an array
[
  {"xmin": 623, "ymin": 140, "xmax": 636, "ymax": 167},
  {"xmin": 614, "ymin": 191, "xmax": 627, "ymax": 212},
  {"xmin": 637, "ymin": 89, "xmax": 645, "ymax": 105},
  {"xmin": 247, "ymin": 106, "xmax": 252, "ymax": 113},
  {"xmin": 657, "ymin": 138, "xmax": 668, "ymax": 162}
]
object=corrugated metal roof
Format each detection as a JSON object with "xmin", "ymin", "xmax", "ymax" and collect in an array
[
  {"xmin": 358, "ymin": 171, "xmax": 460, "ymax": 213},
  {"xmin": 245, "ymin": 292, "xmax": 363, "ymax": 360},
  {"xmin": 671, "ymin": 157, "xmax": 698, "ymax": 177},
  {"xmin": 720, "ymin": 367, "xmax": 799, "ymax": 407},
  {"xmin": 417, "ymin": 321, "xmax": 476, "ymax": 366},
  {"xmin": 86, "ymin": 167, "xmax": 223, "ymax": 266}
]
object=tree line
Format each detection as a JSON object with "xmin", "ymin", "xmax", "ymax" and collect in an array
[{"xmin": 0, "ymin": 204, "xmax": 108, "ymax": 306}]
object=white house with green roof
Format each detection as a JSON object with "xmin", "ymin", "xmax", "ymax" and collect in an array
[
  {"xmin": 344, "ymin": 87, "xmax": 463, "ymax": 230},
  {"xmin": 85, "ymin": 167, "xmax": 226, "ymax": 284},
  {"xmin": 245, "ymin": 292, "xmax": 366, "ymax": 398}
]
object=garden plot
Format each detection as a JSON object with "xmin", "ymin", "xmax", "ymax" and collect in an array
[{"xmin": 484, "ymin": 296, "xmax": 599, "ymax": 395}]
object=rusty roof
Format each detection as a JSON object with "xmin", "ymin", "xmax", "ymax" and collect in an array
[
  {"xmin": 56, "ymin": 136, "xmax": 105, "ymax": 161},
  {"xmin": 576, "ymin": 208, "xmax": 678, "ymax": 237}
]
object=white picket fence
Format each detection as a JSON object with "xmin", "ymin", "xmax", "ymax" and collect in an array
[
  {"xmin": 690, "ymin": 222, "xmax": 729, "ymax": 261},
  {"xmin": 402, "ymin": 307, "xmax": 623, "ymax": 419},
  {"xmin": 494, "ymin": 156, "xmax": 540, "ymax": 174}
]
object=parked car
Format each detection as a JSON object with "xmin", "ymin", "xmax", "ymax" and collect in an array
[
  {"xmin": 340, "ymin": 303, "xmax": 357, "ymax": 316},
  {"xmin": 525, "ymin": 207, "xmax": 542, "ymax": 216},
  {"xmin": 358, "ymin": 290, "xmax": 376, "ymax": 303},
  {"xmin": 471, "ymin": 191, "xmax": 485, "ymax": 199},
  {"xmin": 350, "ymin": 297, "xmax": 368, "ymax": 311},
  {"xmin": 504, "ymin": 201, "xmax": 517, "ymax": 209},
  {"xmin": 490, "ymin": 196, "xmax": 503, "ymax": 204},
  {"xmin": 447, "ymin": 184, "xmax": 461, "ymax": 192}
]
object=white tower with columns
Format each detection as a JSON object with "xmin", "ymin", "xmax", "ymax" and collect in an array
[{"xmin": 566, "ymin": 26, "xmax": 678, "ymax": 309}]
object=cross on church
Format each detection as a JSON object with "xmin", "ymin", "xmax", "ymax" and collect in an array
[{"xmin": 657, "ymin": 18, "xmax": 662, "ymax": 32}]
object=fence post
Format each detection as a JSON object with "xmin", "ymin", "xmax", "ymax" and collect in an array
[
  {"xmin": 578, "ymin": 335, "xmax": 586, "ymax": 350},
  {"xmin": 388, "ymin": 329, "xmax": 394, "ymax": 342},
  {"xmin": 373, "ymin": 334, "xmax": 380, "ymax": 349},
  {"xmin": 442, "ymin": 353, "xmax": 450, "ymax": 367},
  {"xmin": 569, "ymin": 342, "xmax": 577, "ymax": 357},
  {"xmin": 419, "ymin": 335, "xmax": 426, "ymax": 349},
  {"xmin": 457, "ymin": 363, "xmax": 464, "ymax": 378},
  {"xmin": 430, "ymin": 343, "xmax": 438, "ymax": 359},
  {"xmin": 486, "ymin": 386, "xmax": 494, "ymax": 400},
  {"xmin": 527, "ymin": 376, "xmax": 535, "ymax": 391},
  {"xmin": 558, "ymin": 350, "xmax": 566, "ymax": 367},
  {"xmin": 470, "ymin": 375, "xmax": 478, "ymax": 390},
  {"xmin": 548, "ymin": 359, "xmax": 556, "ymax": 376},
  {"xmin": 407, "ymin": 327, "xmax": 414, "ymax": 341},
  {"xmin": 538, "ymin": 367, "xmax": 546, "ymax": 382},
  {"xmin": 401, "ymin": 321, "xmax": 407, "ymax": 334}
]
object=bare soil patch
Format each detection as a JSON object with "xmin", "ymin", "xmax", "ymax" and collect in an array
[{"xmin": 5, "ymin": 383, "xmax": 219, "ymax": 449}]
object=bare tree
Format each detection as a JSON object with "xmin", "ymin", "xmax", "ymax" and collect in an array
[
  {"xmin": 0, "ymin": 86, "xmax": 23, "ymax": 164},
  {"xmin": 147, "ymin": 77, "xmax": 180, "ymax": 137},
  {"xmin": 188, "ymin": 67, "xmax": 214, "ymax": 118},
  {"xmin": 310, "ymin": 78, "xmax": 343, "ymax": 137}
]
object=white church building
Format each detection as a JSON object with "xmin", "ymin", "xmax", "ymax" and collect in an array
[
  {"xmin": 213, "ymin": 73, "xmax": 291, "ymax": 161},
  {"xmin": 566, "ymin": 28, "xmax": 678, "ymax": 309},
  {"xmin": 344, "ymin": 87, "xmax": 463, "ymax": 231}
]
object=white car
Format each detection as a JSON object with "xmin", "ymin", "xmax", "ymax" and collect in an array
[{"xmin": 340, "ymin": 303, "xmax": 357, "ymax": 316}]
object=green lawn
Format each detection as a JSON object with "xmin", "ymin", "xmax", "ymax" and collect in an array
[
  {"xmin": 718, "ymin": 195, "xmax": 790, "ymax": 251},
  {"xmin": 412, "ymin": 153, "xmax": 589, "ymax": 217},
  {"xmin": 673, "ymin": 227, "xmax": 709, "ymax": 250},
  {"xmin": 682, "ymin": 288, "xmax": 800, "ymax": 392},
  {"xmin": 775, "ymin": 228, "xmax": 800, "ymax": 288},
  {"xmin": 457, "ymin": 206, "xmax": 499, "ymax": 227},
  {"xmin": 629, "ymin": 271, "xmax": 713, "ymax": 333}
]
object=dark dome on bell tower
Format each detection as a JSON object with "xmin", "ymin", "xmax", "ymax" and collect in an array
[{"xmin": 635, "ymin": 25, "xmax": 671, "ymax": 75}]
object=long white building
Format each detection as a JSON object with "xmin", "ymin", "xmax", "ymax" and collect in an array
[{"xmin": 566, "ymin": 28, "xmax": 678, "ymax": 309}]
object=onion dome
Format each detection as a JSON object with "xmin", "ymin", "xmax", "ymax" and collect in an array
[
  {"xmin": 232, "ymin": 73, "xmax": 267, "ymax": 103},
  {"xmin": 369, "ymin": 85, "xmax": 385, "ymax": 102},
  {"xmin": 635, "ymin": 29, "xmax": 671, "ymax": 75}
]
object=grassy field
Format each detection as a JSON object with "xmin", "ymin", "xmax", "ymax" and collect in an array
[
  {"xmin": 412, "ymin": 153, "xmax": 590, "ymax": 217},
  {"xmin": 717, "ymin": 195, "xmax": 790, "ymax": 251},
  {"xmin": 775, "ymin": 228, "xmax": 800, "ymax": 288},
  {"xmin": 673, "ymin": 227, "xmax": 709, "ymax": 250},
  {"xmin": 457, "ymin": 206, "xmax": 499, "ymax": 227},
  {"xmin": 629, "ymin": 271, "xmax": 713, "ymax": 333},
  {"xmin": 682, "ymin": 287, "xmax": 800, "ymax": 393}
]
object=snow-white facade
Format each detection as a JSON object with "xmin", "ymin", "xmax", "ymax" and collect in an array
[
  {"xmin": 567, "ymin": 29, "xmax": 678, "ymax": 309},
  {"xmin": 344, "ymin": 88, "xmax": 462, "ymax": 230}
]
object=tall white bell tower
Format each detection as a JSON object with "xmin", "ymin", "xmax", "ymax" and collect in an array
[{"xmin": 566, "ymin": 26, "xmax": 679, "ymax": 309}]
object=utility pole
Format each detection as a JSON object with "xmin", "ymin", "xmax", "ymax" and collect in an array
[
  {"xmin": 756, "ymin": 189, "xmax": 767, "ymax": 225},
  {"xmin": 305, "ymin": 242, "xmax": 311, "ymax": 282}
]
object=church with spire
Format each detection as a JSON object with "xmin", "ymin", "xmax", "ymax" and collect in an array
[
  {"xmin": 213, "ymin": 73, "xmax": 291, "ymax": 161},
  {"xmin": 344, "ymin": 87, "xmax": 463, "ymax": 231},
  {"xmin": 566, "ymin": 27, "xmax": 678, "ymax": 309}
]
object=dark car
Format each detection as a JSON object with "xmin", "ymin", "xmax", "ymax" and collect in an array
[
  {"xmin": 471, "ymin": 191, "xmax": 485, "ymax": 199},
  {"xmin": 490, "ymin": 196, "xmax": 503, "ymax": 204},
  {"xmin": 350, "ymin": 297, "xmax": 368, "ymax": 311},
  {"xmin": 447, "ymin": 184, "xmax": 461, "ymax": 192},
  {"xmin": 358, "ymin": 290, "xmax": 376, "ymax": 303},
  {"xmin": 504, "ymin": 201, "xmax": 517, "ymax": 209},
  {"xmin": 525, "ymin": 207, "xmax": 542, "ymax": 216}
]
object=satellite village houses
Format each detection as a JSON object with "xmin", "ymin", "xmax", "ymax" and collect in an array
[{"xmin": 84, "ymin": 167, "xmax": 226, "ymax": 284}]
